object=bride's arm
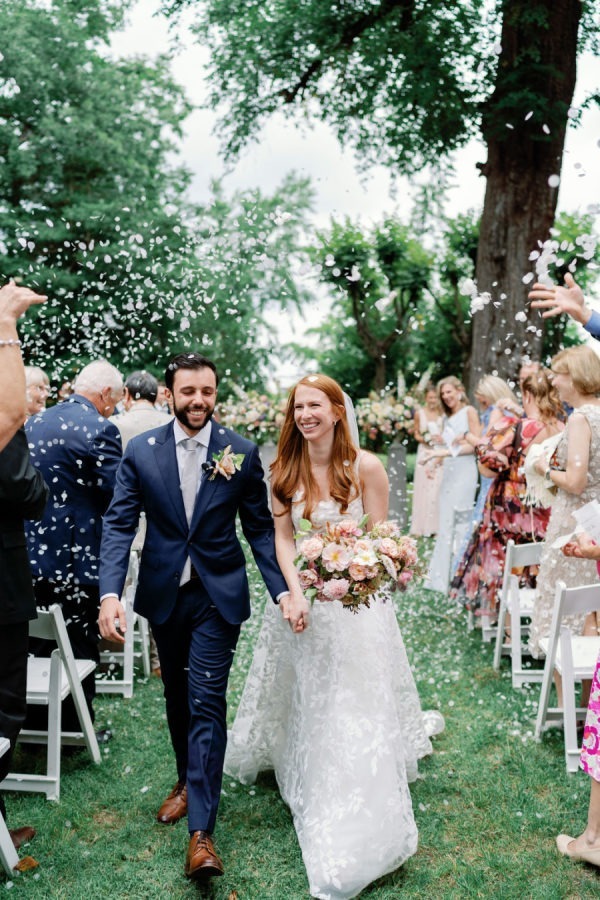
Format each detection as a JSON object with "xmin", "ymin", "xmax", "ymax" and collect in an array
[
  {"xmin": 271, "ymin": 493, "xmax": 311, "ymax": 632},
  {"xmin": 359, "ymin": 452, "xmax": 389, "ymax": 527}
]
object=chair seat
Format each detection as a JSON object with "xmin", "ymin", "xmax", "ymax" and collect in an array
[
  {"xmin": 539, "ymin": 635, "xmax": 600, "ymax": 678},
  {"xmin": 26, "ymin": 657, "xmax": 96, "ymax": 705}
]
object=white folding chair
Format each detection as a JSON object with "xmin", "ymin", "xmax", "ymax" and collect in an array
[
  {"xmin": 534, "ymin": 581, "xmax": 600, "ymax": 772},
  {"xmin": 493, "ymin": 539, "xmax": 544, "ymax": 687},
  {"xmin": 96, "ymin": 550, "xmax": 149, "ymax": 696},
  {"xmin": 1, "ymin": 605, "xmax": 101, "ymax": 801},
  {"xmin": 0, "ymin": 738, "xmax": 19, "ymax": 875}
]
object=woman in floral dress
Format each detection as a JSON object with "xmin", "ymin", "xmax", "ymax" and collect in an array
[
  {"xmin": 450, "ymin": 370, "xmax": 563, "ymax": 617},
  {"xmin": 529, "ymin": 346, "xmax": 600, "ymax": 659}
]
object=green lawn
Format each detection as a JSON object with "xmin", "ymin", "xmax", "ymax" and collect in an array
[{"xmin": 3, "ymin": 543, "xmax": 599, "ymax": 898}]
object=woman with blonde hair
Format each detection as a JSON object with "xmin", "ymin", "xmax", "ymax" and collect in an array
[
  {"xmin": 529, "ymin": 345, "xmax": 600, "ymax": 661},
  {"xmin": 450, "ymin": 369, "xmax": 563, "ymax": 617},
  {"xmin": 225, "ymin": 372, "xmax": 437, "ymax": 900},
  {"xmin": 410, "ymin": 382, "xmax": 444, "ymax": 536},
  {"xmin": 422, "ymin": 376, "xmax": 480, "ymax": 593}
]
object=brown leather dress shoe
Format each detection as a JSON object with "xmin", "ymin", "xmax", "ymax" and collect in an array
[
  {"xmin": 156, "ymin": 782, "xmax": 187, "ymax": 824},
  {"xmin": 9, "ymin": 826, "xmax": 36, "ymax": 849},
  {"xmin": 185, "ymin": 830, "xmax": 224, "ymax": 879}
]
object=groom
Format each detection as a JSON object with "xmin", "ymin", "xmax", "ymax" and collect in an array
[{"xmin": 98, "ymin": 352, "xmax": 290, "ymax": 879}]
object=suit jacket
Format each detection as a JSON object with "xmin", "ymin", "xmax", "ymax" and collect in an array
[
  {"xmin": 25, "ymin": 394, "xmax": 122, "ymax": 585},
  {"xmin": 585, "ymin": 310, "xmax": 600, "ymax": 340},
  {"xmin": 110, "ymin": 405, "xmax": 171, "ymax": 450},
  {"xmin": 99, "ymin": 420, "xmax": 288, "ymax": 625},
  {"xmin": 0, "ymin": 428, "xmax": 49, "ymax": 624}
]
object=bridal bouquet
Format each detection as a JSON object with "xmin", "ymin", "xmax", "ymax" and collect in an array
[{"xmin": 295, "ymin": 516, "xmax": 420, "ymax": 613}]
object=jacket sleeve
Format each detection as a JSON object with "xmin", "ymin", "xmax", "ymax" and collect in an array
[
  {"xmin": 91, "ymin": 419, "xmax": 123, "ymax": 500},
  {"xmin": 99, "ymin": 443, "xmax": 143, "ymax": 599},
  {"xmin": 584, "ymin": 310, "xmax": 600, "ymax": 340},
  {"xmin": 0, "ymin": 428, "xmax": 48, "ymax": 520}
]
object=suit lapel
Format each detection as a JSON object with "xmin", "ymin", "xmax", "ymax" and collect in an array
[
  {"xmin": 153, "ymin": 421, "xmax": 188, "ymax": 532},
  {"xmin": 189, "ymin": 426, "xmax": 230, "ymax": 531}
]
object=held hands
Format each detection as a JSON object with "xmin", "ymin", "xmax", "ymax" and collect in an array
[
  {"xmin": 528, "ymin": 273, "xmax": 590, "ymax": 325},
  {"xmin": 280, "ymin": 591, "xmax": 310, "ymax": 634},
  {"xmin": 98, "ymin": 595, "xmax": 127, "ymax": 644}
]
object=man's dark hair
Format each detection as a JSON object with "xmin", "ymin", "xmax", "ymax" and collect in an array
[
  {"xmin": 125, "ymin": 370, "xmax": 158, "ymax": 404},
  {"xmin": 165, "ymin": 353, "xmax": 219, "ymax": 391}
]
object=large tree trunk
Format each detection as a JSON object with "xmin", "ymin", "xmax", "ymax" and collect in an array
[{"xmin": 468, "ymin": 0, "xmax": 581, "ymax": 389}]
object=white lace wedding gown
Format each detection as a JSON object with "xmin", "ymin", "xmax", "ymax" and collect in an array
[{"xmin": 225, "ymin": 493, "xmax": 433, "ymax": 899}]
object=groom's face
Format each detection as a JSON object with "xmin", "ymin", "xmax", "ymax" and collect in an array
[{"xmin": 170, "ymin": 366, "xmax": 217, "ymax": 436}]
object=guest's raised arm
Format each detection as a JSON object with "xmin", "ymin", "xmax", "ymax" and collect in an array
[{"xmin": 529, "ymin": 273, "xmax": 600, "ymax": 336}]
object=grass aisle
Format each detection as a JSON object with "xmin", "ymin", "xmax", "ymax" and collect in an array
[{"xmin": 3, "ymin": 542, "xmax": 600, "ymax": 898}]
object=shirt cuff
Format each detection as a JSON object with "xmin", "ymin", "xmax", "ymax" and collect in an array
[
  {"xmin": 274, "ymin": 591, "xmax": 290, "ymax": 605},
  {"xmin": 100, "ymin": 593, "xmax": 120, "ymax": 604}
]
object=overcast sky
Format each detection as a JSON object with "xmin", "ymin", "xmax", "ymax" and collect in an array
[{"xmin": 111, "ymin": 0, "xmax": 600, "ymax": 226}]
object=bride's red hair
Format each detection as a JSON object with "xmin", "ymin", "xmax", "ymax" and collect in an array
[{"xmin": 271, "ymin": 374, "xmax": 360, "ymax": 521}]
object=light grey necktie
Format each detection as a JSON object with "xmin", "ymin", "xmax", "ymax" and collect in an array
[{"xmin": 180, "ymin": 438, "xmax": 200, "ymax": 525}]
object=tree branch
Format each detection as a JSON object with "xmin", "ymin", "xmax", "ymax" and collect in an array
[{"xmin": 279, "ymin": 0, "xmax": 415, "ymax": 103}]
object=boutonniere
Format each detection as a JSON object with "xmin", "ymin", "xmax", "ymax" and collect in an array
[{"xmin": 203, "ymin": 445, "xmax": 245, "ymax": 481}]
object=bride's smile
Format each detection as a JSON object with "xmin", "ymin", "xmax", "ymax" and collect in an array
[{"xmin": 294, "ymin": 385, "xmax": 337, "ymax": 442}]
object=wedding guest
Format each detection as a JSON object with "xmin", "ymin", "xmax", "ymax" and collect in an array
[
  {"xmin": 24, "ymin": 366, "xmax": 50, "ymax": 418},
  {"xmin": 423, "ymin": 377, "xmax": 480, "ymax": 594},
  {"xmin": 450, "ymin": 370, "xmax": 563, "ymax": 619},
  {"xmin": 98, "ymin": 352, "xmax": 287, "ymax": 881},
  {"xmin": 225, "ymin": 373, "xmax": 437, "ymax": 900},
  {"xmin": 410, "ymin": 383, "xmax": 443, "ymax": 536},
  {"xmin": 529, "ymin": 347, "xmax": 600, "ymax": 670},
  {"xmin": 0, "ymin": 281, "xmax": 46, "ymax": 451},
  {"xmin": 25, "ymin": 360, "xmax": 123, "ymax": 733},
  {"xmin": 0, "ymin": 428, "xmax": 48, "ymax": 855},
  {"xmin": 110, "ymin": 370, "xmax": 171, "ymax": 676},
  {"xmin": 556, "ymin": 534, "xmax": 600, "ymax": 867}
]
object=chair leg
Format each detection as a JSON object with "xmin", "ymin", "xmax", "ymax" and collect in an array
[
  {"xmin": 493, "ymin": 599, "xmax": 507, "ymax": 670},
  {"xmin": 0, "ymin": 813, "xmax": 18, "ymax": 875},
  {"xmin": 46, "ymin": 649, "xmax": 62, "ymax": 801}
]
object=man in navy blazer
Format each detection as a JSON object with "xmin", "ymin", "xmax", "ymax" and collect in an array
[
  {"xmin": 25, "ymin": 360, "xmax": 123, "ymax": 729},
  {"xmin": 99, "ymin": 353, "xmax": 290, "ymax": 881}
]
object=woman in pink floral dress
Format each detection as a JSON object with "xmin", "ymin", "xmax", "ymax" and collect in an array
[
  {"xmin": 449, "ymin": 371, "xmax": 563, "ymax": 618},
  {"xmin": 556, "ymin": 534, "xmax": 600, "ymax": 867}
]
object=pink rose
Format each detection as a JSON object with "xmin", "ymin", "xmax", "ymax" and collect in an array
[
  {"xmin": 337, "ymin": 519, "xmax": 362, "ymax": 538},
  {"xmin": 298, "ymin": 568, "xmax": 319, "ymax": 589},
  {"xmin": 379, "ymin": 537, "xmax": 400, "ymax": 558},
  {"xmin": 398, "ymin": 569, "xmax": 414, "ymax": 587},
  {"xmin": 300, "ymin": 536, "xmax": 324, "ymax": 561},
  {"xmin": 321, "ymin": 578, "xmax": 350, "ymax": 601},
  {"xmin": 348, "ymin": 562, "xmax": 368, "ymax": 581},
  {"xmin": 215, "ymin": 455, "xmax": 236, "ymax": 479}
]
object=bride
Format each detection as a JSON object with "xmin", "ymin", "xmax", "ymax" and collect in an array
[{"xmin": 225, "ymin": 373, "xmax": 438, "ymax": 899}]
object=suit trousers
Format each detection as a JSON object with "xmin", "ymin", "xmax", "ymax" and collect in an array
[
  {"xmin": 152, "ymin": 579, "xmax": 241, "ymax": 834},
  {"xmin": 0, "ymin": 622, "xmax": 29, "ymax": 822}
]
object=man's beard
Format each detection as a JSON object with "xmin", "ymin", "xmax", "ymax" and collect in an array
[{"xmin": 173, "ymin": 400, "xmax": 214, "ymax": 432}]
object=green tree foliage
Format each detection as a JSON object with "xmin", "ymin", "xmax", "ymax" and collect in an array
[
  {"xmin": 300, "ymin": 210, "xmax": 598, "ymax": 397},
  {"xmin": 296, "ymin": 217, "xmax": 432, "ymax": 396},
  {"xmin": 0, "ymin": 0, "xmax": 312, "ymax": 392}
]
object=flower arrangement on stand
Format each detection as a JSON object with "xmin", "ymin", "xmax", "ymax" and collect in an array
[
  {"xmin": 218, "ymin": 389, "xmax": 287, "ymax": 445},
  {"xmin": 295, "ymin": 515, "xmax": 421, "ymax": 613},
  {"xmin": 355, "ymin": 390, "xmax": 415, "ymax": 451}
]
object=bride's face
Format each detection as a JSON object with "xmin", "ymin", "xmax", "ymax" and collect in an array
[{"xmin": 294, "ymin": 384, "xmax": 337, "ymax": 442}]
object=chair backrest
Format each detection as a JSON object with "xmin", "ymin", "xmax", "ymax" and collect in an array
[
  {"xmin": 557, "ymin": 581, "xmax": 600, "ymax": 620},
  {"xmin": 505, "ymin": 539, "xmax": 544, "ymax": 571},
  {"xmin": 29, "ymin": 604, "xmax": 80, "ymax": 671}
]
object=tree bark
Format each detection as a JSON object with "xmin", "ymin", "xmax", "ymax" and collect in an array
[{"xmin": 468, "ymin": 0, "xmax": 581, "ymax": 389}]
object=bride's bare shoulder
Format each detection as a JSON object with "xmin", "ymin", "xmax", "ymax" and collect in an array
[{"xmin": 357, "ymin": 450, "xmax": 386, "ymax": 477}]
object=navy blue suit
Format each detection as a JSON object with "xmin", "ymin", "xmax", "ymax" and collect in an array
[
  {"xmin": 99, "ymin": 419, "xmax": 287, "ymax": 832},
  {"xmin": 0, "ymin": 428, "xmax": 48, "ymax": 821},
  {"xmin": 25, "ymin": 394, "xmax": 122, "ymax": 724}
]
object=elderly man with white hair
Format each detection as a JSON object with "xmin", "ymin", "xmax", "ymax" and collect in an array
[{"xmin": 25, "ymin": 360, "xmax": 123, "ymax": 735}]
